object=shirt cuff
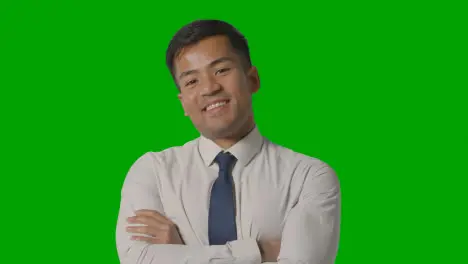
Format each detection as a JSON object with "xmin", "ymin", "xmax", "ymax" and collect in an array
[{"xmin": 228, "ymin": 239, "xmax": 262, "ymax": 263}]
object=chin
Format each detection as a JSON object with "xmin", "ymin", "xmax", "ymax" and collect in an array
[{"xmin": 197, "ymin": 115, "xmax": 248, "ymax": 139}]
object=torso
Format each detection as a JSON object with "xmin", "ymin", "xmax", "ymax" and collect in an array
[{"xmin": 154, "ymin": 138, "xmax": 319, "ymax": 245}]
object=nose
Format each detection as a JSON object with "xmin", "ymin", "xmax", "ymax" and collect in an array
[{"xmin": 201, "ymin": 76, "xmax": 222, "ymax": 96}]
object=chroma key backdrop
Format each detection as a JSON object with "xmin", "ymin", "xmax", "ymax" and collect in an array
[{"xmin": 1, "ymin": 1, "xmax": 466, "ymax": 263}]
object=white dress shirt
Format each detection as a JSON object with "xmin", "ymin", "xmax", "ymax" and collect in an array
[{"xmin": 116, "ymin": 126, "xmax": 341, "ymax": 264}]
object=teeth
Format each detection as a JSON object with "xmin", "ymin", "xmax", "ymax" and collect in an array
[{"xmin": 206, "ymin": 101, "xmax": 227, "ymax": 111}]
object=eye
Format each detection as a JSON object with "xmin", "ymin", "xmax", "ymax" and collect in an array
[
  {"xmin": 185, "ymin": 79, "xmax": 198, "ymax": 87},
  {"xmin": 215, "ymin": 68, "xmax": 231, "ymax": 75}
]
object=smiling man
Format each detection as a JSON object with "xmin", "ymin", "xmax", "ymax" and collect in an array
[{"xmin": 116, "ymin": 19, "xmax": 341, "ymax": 264}]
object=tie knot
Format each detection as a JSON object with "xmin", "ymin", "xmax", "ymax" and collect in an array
[{"xmin": 215, "ymin": 152, "xmax": 237, "ymax": 171}]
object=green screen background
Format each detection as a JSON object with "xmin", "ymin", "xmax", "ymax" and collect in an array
[{"xmin": 1, "ymin": 1, "xmax": 466, "ymax": 263}]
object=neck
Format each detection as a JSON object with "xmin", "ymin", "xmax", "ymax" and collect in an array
[{"xmin": 214, "ymin": 118, "xmax": 255, "ymax": 149}]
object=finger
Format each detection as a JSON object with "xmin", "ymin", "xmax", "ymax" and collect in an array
[
  {"xmin": 126, "ymin": 217, "xmax": 171, "ymax": 234},
  {"xmin": 135, "ymin": 210, "xmax": 171, "ymax": 223},
  {"xmin": 126, "ymin": 226, "xmax": 159, "ymax": 237},
  {"xmin": 131, "ymin": 235, "xmax": 157, "ymax": 243},
  {"xmin": 127, "ymin": 215, "xmax": 165, "ymax": 226}
]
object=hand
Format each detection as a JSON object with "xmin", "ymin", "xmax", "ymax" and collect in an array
[
  {"xmin": 126, "ymin": 209, "xmax": 184, "ymax": 245},
  {"xmin": 258, "ymin": 239, "xmax": 281, "ymax": 263}
]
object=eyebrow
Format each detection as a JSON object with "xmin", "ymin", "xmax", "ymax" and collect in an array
[{"xmin": 178, "ymin": 57, "xmax": 234, "ymax": 80}]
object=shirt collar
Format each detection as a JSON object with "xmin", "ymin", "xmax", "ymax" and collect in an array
[{"xmin": 198, "ymin": 126, "xmax": 264, "ymax": 167}]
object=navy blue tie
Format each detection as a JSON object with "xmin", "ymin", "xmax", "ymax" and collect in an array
[{"xmin": 208, "ymin": 151, "xmax": 238, "ymax": 245}]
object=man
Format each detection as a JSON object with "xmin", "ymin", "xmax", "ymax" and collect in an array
[{"xmin": 116, "ymin": 19, "xmax": 341, "ymax": 264}]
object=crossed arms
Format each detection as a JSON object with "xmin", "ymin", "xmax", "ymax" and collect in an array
[{"xmin": 116, "ymin": 154, "xmax": 341, "ymax": 264}]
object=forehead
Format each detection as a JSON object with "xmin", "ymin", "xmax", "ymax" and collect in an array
[{"xmin": 174, "ymin": 35, "xmax": 237, "ymax": 74}]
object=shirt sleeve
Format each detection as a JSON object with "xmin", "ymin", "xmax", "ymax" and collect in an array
[
  {"xmin": 115, "ymin": 152, "xmax": 262, "ymax": 264},
  {"xmin": 277, "ymin": 163, "xmax": 341, "ymax": 264}
]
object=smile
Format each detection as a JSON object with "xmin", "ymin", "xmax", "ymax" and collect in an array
[{"xmin": 203, "ymin": 100, "xmax": 230, "ymax": 112}]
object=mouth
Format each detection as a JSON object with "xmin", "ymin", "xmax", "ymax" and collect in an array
[{"xmin": 202, "ymin": 99, "xmax": 230, "ymax": 112}]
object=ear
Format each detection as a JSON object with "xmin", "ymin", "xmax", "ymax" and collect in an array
[
  {"xmin": 247, "ymin": 66, "xmax": 260, "ymax": 94},
  {"xmin": 177, "ymin": 93, "xmax": 188, "ymax": 116}
]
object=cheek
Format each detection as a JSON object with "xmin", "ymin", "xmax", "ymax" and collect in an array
[
  {"xmin": 222, "ymin": 73, "xmax": 248, "ymax": 94},
  {"xmin": 182, "ymin": 96, "xmax": 199, "ymax": 114}
]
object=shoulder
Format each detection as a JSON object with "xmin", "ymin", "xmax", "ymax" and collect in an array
[
  {"xmin": 264, "ymin": 139, "xmax": 340, "ymax": 197},
  {"xmin": 264, "ymin": 138, "xmax": 337, "ymax": 179},
  {"xmin": 122, "ymin": 138, "xmax": 199, "ymax": 186},
  {"xmin": 128, "ymin": 138, "xmax": 199, "ymax": 170}
]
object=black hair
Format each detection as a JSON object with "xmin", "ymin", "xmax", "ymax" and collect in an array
[{"xmin": 166, "ymin": 19, "xmax": 252, "ymax": 83}]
